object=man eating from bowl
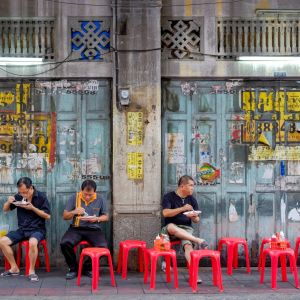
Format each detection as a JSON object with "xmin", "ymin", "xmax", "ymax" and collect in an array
[
  {"xmin": 0, "ymin": 177, "xmax": 51, "ymax": 282},
  {"xmin": 161, "ymin": 175, "xmax": 208, "ymax": 269},
  {"xmin": 60, "ymin": 179, "xmax": 108, "ymax": 280}
]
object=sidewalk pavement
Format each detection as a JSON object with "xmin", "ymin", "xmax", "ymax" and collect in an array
[{"xmin": 0, "ymin": 267, "xmax": 299, "ymax": 300}]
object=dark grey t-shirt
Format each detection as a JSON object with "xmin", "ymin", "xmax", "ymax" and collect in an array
[{"xmin": 65, "ymin": 194, "xmax": 107, "ymax": 230}]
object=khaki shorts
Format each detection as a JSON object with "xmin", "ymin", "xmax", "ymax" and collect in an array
[{"xmin": 161, "ymin": 224, "xmax": 194, "ymax": 250}]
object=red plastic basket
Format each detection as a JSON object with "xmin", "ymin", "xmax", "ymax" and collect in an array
[{"xmin": 270, "ymin": 241, "xmax": 288, "ymax": 250}]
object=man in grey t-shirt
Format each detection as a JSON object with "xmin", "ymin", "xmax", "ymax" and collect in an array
[{"xmin": 60, "ymin": 180, "xmax": 108, "ymax": 280}]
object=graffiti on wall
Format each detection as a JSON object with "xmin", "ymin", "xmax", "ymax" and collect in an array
[
  {"xmin": 35, "ymin": 80, "xmax": 100, "ymax": 95},
  {"xmin": 0, "ymin": 83, "xmax": 56, "ymax": 168},
  {"xmin": 241, "ymin": 90, "xmax": 300, "ymax": 160}
]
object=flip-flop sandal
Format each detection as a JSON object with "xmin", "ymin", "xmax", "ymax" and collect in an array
[
  {"xmin": 1, "ymin": 270, "xmax": 20, "ymax": 277},
  {"xmin": 28, "ymin": 273, "xmax": 39, "ymax": 282}
]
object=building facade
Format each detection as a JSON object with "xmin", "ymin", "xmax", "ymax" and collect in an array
[{"xmin": 0, "ymin": 0, "xmax": 300, "ymax": 266}]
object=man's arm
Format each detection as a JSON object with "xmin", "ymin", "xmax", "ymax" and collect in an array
[
  {"xmin": 3, "ymin": 196, "xmax": 15, "ymax": 212},
  {"xmin": 63, "ymin": 207, "xmax": 85, "ymax": 220},
  {"xmin": 162, "ymin": 204, "xmax": 194, "ymax": 218},
  {"xmin": 23, "ymin": 201, "xmax": 51, "ymax": 219}
]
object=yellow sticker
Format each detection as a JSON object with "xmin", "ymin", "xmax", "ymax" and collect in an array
[
  {"xmin": 249, "ymin": 146, "xmax": 300, "ymax": 161},
  {"xmin": 127, "ymin": 152, "xmax": 144, "ymax": 179},
  {"xmin": 127, "ymin": 112, "xmax": 143, "ymax": 145}
]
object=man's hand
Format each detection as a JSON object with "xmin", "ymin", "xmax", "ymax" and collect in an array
[
  {"xmin": 73, "ymin": 207, "xmax": 85, "ymax": 215},
  {"xmin": 7, "ymin": 196, "xmax": 15, "ymax": 204},
  {"xmin": 181, "ymin": 204, "xmax": 193, "ymax": 212},
  {"xmin": 186, "ymin": 211, "xmax": 198, "ymax": 218},
  {"xmin": 22, "ymin": 202, "xmax": 34, "ymax": 210}
]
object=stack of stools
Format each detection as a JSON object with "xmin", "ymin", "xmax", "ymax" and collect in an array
[
  {"xmin": 218, "ymin": 237, "xmax": 251, "ymax": 275},
  {"xmin": 189, "ymin": 250, "xmax": 223, "ymax": 293}
]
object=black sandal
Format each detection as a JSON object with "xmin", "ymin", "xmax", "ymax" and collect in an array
[{"xmin": 1, "ymin": 270, "xmax": 20, "ymax": 277}]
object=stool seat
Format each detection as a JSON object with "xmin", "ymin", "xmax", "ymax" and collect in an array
[
  {"xmin": 117, "ymin": 240, "xmax": 146, "ymax": 279},
  {"xmin": 189, "ymin": 250, "xmax": 223, "ymax": 293},
  {"xmin": 77, "ymin": 247, "xmax": 115, "ymax": 292},
  {"xmin": 144, "ymin": 248, "xmax": 178, "ymax": 290},
  {"xmin": 16, "ymin": 239, "xmax": 50, "ymax": 275},
  {"xmin": 260, "ymin": 247, "xmax": 299, "ymax": 289},
  {"xmin": 218, "ymin": 237, "xmax": 250, "ymax": 275}
]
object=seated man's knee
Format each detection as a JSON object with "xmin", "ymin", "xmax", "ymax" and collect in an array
[
  {"xmin": 167, "ymin": 223, "xmax": 178, "ymax": 235},
  {"xmin": 0, "ymin": 236, "xmax": 11, "ymax": 248},
  {"xmin": 183, "ymin": 243, "xmax": 193, "ymax": 252},
  {"xmin": 29, "ymin": 238, "xmax": 38, "ymax": 249}
]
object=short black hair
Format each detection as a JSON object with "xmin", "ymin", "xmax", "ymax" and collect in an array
[
  {"xmin": 17, "ymin": 177, "xmax": 33, "ymax": 189},
  {"xmin": 177, "ymin": 175, "xmax": 195, "ymax": 187},
  {"xmin": 81, "ymin": 180, "xmax": 97, "ymax": 192}
]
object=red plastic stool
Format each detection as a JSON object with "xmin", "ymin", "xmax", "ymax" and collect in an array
[
  {"xmin": 189, "ymin": 250, "xmax": 223, "ymax": 293},
  {"xmin": 258, "ymin": 238, "xmax": 291, "ymax": 271},
  {"xmin": 144, "ymin": 248, "xmax": 178, "ymax": 290},
  {"xmin": 77, "ymin": 247, "xmax": 115, "ymax": 292},
  {"xmin": 17, "ymin": 239, "xmax": 50, "ymax": 276},
  {"xmin": 218, "ymin": 237, "xmax": 250, "ymax": 275},
  {"xmin": 116, "ymin": 240, "xmax": 147, "ymax": 279},
  {"xmin": 260, "ymin": 247, "xmax": 299, "ymax": 289},
  {"xmin": 73, "ymin": 240, "xmax": 91, "ymax": 253}
]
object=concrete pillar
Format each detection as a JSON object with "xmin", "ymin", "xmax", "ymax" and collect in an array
[{"xmin": 112, "ymin": 0, "xmax": 162, "ymax": 264}]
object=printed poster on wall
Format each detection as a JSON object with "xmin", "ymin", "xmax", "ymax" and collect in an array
[
  {"xmin": 127, "ymin": 112, "xmax": 143, "ymax": 145},
  {"xmin": 127, "ymin": 152, "xmax": 144, "ymax": 180},
  {"xmin": 166, "ymin": 133, "xmax": 185, "ymax": 164}
]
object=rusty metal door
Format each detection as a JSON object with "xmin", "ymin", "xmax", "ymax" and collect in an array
[
  {"xmin": 162, "ymin": 80, "xmax": 255, "ymax": 262},
  {"xmin": 0, "ymin": 80, "xmax": 111, "ymax": 265}
]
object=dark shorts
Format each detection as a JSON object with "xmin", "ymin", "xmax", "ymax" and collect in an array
[
  {"xmin": 6, "ymin": 229, "xmax": 45, "ymax": 246},
  {"xmin": 60, "ymin": 226, "xmax": 107, "ymax": 248}
]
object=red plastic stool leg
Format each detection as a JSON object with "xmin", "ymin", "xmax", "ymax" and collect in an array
[
  {"xmin": 42, "ymin": 242, "xmax": 51, "ymax": 272},
  {"xmin": 233, "ymin": 243, "xmax": 238, "ymax": 269},
  {"xmin": 143, "ymin": 250, "xmax": 149, "ymax": 284},
  {"xmin": 138, "ymin": 247, "xmax": 144, "ymax": 272},
  {"xmin": 227, "ymin": 244, "xmax": 234, "ymax": 275},
  {"xmin": 107, "ymin": 252, "xmax": 116, "ymax": 286},
  {"xmin": 165, "ymin": 255, "xmax": 171, "ymax": 283},
  {"xmin": 216, "ymin": 256, "xmax": 224, "ymax": 292},
  {"xmin": 121, "ymin": 246, "xmax": 129, "ymax": 279},
  {"xmin": 25, "ymin": 242, "xmax": 30, "ymax": 276},
  {"xmin": 271, "ymin": 255, "xmax": 279, "ymax": 289},
  {"xmin": 171, "ymin": 254, "xmax": 178, "ymax": 289},
  {"xmin": 16, "ymin": 243, "xmax": 22, "ymax": 268},
  {"xmin": 4, "ymin": 258, "xmax": 10, "ymax": 270},
  {"xmin": 150, "ymin": 255, "xmax": 158, "ymax": 289},
  {"xmin": 280, "ymin": 254, "xmax": 287, "ymax": 282},
  {"xmin": 289, "ymin": 254, "xmax": 299, "ymax": 289},
  {"xmin": 77, "ymin": 253, "xmax": 85, "ymax": 286},
  {"xmin": 117, "ymin": 242, "xmax": 123, "ymax": 273},
  {"xmin": 260, "ymin": 252, "xmax": 267, "ymax": 284},
  {"xmin": 92, "ymin": 257, "xmax": 98, "ymax": 291},
  {"xmin": 212, "ymin": 257, "xmax": 218, "ymax": 286},
  {"xmin": 243, "ymin": 242, "xmax": 251, "ymax": 273}
]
